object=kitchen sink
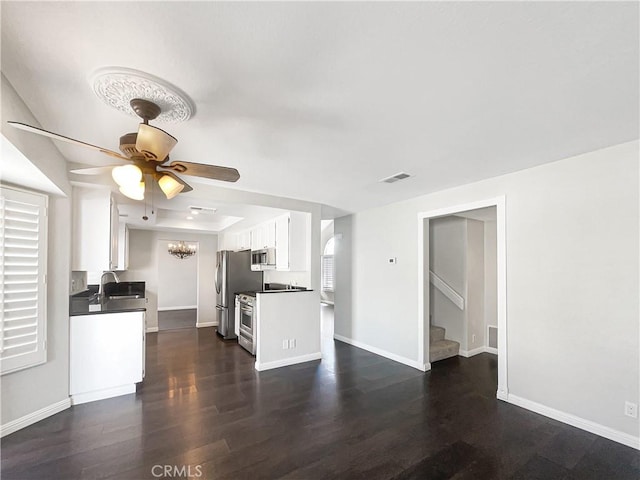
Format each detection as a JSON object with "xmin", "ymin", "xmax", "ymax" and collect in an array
[{"xmin": 107, "ymin": 294, "xmax": 143, "ymax": 300}]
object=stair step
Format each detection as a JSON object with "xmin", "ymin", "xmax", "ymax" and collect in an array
[
  {"xmin": 430, "ymin": 326, "xmax": 445, "ymax": 344},
  {"xmin": 430, "ymin": 339, "xmax": 460, "ymax": 363}
]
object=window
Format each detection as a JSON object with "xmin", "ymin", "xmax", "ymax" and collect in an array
[
  {"xmin": 322, "ymin": 236, "xmax": 335, "ymax": 292},
  {"xmin": 0, "ymin": 186, "xmax": 48, "ymax": 375}
]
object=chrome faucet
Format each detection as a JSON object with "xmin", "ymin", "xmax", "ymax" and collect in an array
[{"xmin": 99, "ymin": 271, "xmax": 120, "ymax": 297}]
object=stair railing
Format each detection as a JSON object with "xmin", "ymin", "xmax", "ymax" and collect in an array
[{"xmin": 429, "ymin": 270, "xmax": 465, "ymax": 310}]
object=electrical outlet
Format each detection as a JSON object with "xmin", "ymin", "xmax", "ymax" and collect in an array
[
  {"xmin": 388, "ymin": 257, "xmax": 397, "ymax": 264},
  {"xmin": 624, "ymin": 401, "xmax": 638, "ymax": 418},
  {"xmin": 282, "ymin": 340, "xmax": 288, "ymax": 350},
  {"xmin": 472, "ymin": 334, "xmax": 476, "ymax": 344},
  {"xmin": 290, "ymin": 339, "xmax": 296, "ymax": 349}
]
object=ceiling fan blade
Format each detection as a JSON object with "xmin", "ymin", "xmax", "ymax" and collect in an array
[
  {"xmin": 7, "ymin": 121, "xmax": 130, "ymax": 161},
  {"xmin": 162, "ymin": 161, "xmax": 240, "ymax": 182},
  {"xmin": 159, "ymin": 171, "xmax": 193, "ymax": 193},
  {"xmin": 70, "ymin": 165, "xmax": 122, "ymax": 175}
]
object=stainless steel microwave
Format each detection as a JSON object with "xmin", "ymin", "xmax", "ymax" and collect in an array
[{"xmin": 251, "ymin": 248, "xmax": 276, "ymax": 270}]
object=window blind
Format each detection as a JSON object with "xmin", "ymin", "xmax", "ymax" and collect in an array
[
  {"xmin": 322, "ymin": 255, "xmax": 334, "ymax": 292},
  {"xmin": 0, "ymin": 186, "xmax": 47, "ymax": 375}
]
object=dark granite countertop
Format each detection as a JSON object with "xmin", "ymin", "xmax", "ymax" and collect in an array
[
  {"xmin": 70, "ymin": 283, "xmax": 147, "ymax": 316},
  {"xmin": 70, "ymin": 297, "xmax": 147, "ymax": 316}
]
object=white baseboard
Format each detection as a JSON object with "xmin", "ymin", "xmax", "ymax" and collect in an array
[
  {"xmin": 146, "ymin": 326, "xmax": 159, "ymax": 333},
  {"xmin": 196, "ymin": 321, "xmax": 217, "ymax": 328},
  {"xmin": 157, "ymin": 305, "xmax": 197, "ymax": 312},
  {"xmin": 496, "ymin": 388, "xmax": 509, "ymax": 401},
  {"xmin": 507, "ymin": 393, "xmax": 640, "ymax": 450},
  {"xmin": 71, "ymin": 384, "xmax": 136, "ymax": 406},
  {"xmin": 1, "ymin": 397, "xmax": 71, "ymax": 438},
  {"xmin": 458, "ymin": 346, "xmax": 497, "ymax": 357},
  {"xmin": 334, "ymin": 334, "xmax": 428, "ymax": 372},
  {"xmin": 459, "ymin": 346, "xmax": 486, "ymax": 358},
  {"xmin": 255, "ymin": 352, "xmax": 322, "ymax": 371}
]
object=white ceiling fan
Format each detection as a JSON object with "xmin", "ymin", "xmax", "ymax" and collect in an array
[{"xmin": 8, "ymin": 98, "xmax": 240, "ymax": 200}]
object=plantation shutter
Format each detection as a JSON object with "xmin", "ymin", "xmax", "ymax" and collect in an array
[
  {"xmin": 322, "ymin": 255, "xmax": 334, "ymax": 292},
  {"xmin": 0, "ymin": 186, "xmax": 48, "ymax": 375}
]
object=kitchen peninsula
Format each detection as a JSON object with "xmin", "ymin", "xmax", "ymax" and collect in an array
[
  {"xmin": 254, "ymin": 288, "xmax": 321, "ymax": 371},
  {"xmin": 69, "ymin": 284, "xmax": 146, "ymax": 405}
]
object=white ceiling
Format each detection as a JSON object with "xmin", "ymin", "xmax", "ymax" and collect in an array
[{"xmin": 1, "ymin": 2, "xmax": 638, "ymax": 215}]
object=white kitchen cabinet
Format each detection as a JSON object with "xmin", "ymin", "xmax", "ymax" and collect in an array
[
  {"xmin": 116, "ymin": 221, "xmax": 129, "ymax": 271},
  {"xmin": 275, "ymin": 212, "xmax": 310, "ymax": 271},
  {"xmin": 72, "ymin": 186, "xmax": 120, "ymax": 271},
  {"xmin": 70, "ymin": 310, "xmax": 144, "ymax": 405},
  {"xmin": 251, "ymin": 220, "xmax": 276, "ymax": 250},
  {"xmin": 237, "ymin": 230, "xmax": 252, "ymax": 251}
]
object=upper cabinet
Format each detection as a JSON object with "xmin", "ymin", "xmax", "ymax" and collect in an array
[
  {"xmin": 72, "ymin": 186, "xmax": 122, "ymax": 272},
  {"xmin": 222, "ymin": 211, "xmax": 310, "ymax": 272},
  {"xmin": 116, "ymin": 221, "xmax": 130, "ymax": 271},
  {"xmin": 251, "ymin": 219, "xmax": 276, "ymax": 250},
  {"xmin": 275, "ymin": 212, "xmax": 309, "ymax": 272},
  {"xmin": 237, "ymin": 230, "xmax": 251, "ymax": 251}
]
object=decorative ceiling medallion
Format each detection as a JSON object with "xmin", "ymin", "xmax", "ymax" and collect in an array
[{"xmin": 90, "ymin": 67, "xmax": 195, "ymax": 123}]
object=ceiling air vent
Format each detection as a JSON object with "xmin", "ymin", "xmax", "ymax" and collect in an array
[
  {"xmin": 380, "ymin": 172, "xmax": 411, "ymax": 184},
  {"xmin": 189, "ymin": 206, "xmax": 217, "ymax": 215}
]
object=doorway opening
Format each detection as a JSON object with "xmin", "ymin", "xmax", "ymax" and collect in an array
[
  {"xmin": 158, "ymin": 239, "xmax": 199, "ymax": 331},
  {"xmin": 418, "ymin": 197, "xmax": 507, "ymax": 400},
  {"xmin": 320, "ymin": 220, "xmax": 335, "ymax": 352}
]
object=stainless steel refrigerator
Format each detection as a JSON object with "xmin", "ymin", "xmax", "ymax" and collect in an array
[{"xmin": 215, "ymin": 250, "xmax": 263, "ymax": 339}]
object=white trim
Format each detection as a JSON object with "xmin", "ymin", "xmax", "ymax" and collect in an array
[
  {"xmin": 157, "ymin": 305, "xmax": 197, "ymax": 312},
  {"xmin": 196, "ymin": 321, "xmax": 217, "ymax": 328},
  {"xmin": 1, "ymin": 398, "xmax": 71, "ymax": 438},
  {"xmin": 485, "ymin": 346, "xmax": 498, "ymax": 355},
  {"xmin": 459, "ymin": 346, "xmax": 486, "ymax": 358},
  {"xmin": 71, "ymin": 384, "xmax": 136, "ymax": 405},
  {"xmin": 429, "ymin": 270, "xmax": 465, "ymax": 310},
  {"xmin": 254, "ymin": 352, "xmax": 322, "ymax": 371},
  {"xmin": 507, "ymin": 394, "xmax": 640, "ymax": 451},
  {"xmin": 146, "ymin": 326, "xmax": 159, "ymax": 333},
  {"xmin": 334, "ymin": 334, "xmax": 430, "ymax": 372},
  {"xmin": 418, "ymin": 195, "xmax": 507, "ymax": 399}
]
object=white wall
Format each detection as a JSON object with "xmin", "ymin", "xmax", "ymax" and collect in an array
[
  {"xmin": 1, "ymin": 75, "xmax": 72, "ymax": 427},
  {"xmin": 335, "ymin": 140, "xmax": 639, "ymax": 443},
  {"xmin": 465, "ymin": 219, "xmax": 485, "ymax": 352},
  {"xmin": 120, "ymin": 230, "xmax": 217, "ymax": 330},
  {"xmin": 157, "ymin": 240, "xmax": 198, "ymax": 309},
  {"xmin": 484, "ymin": 220, "xmax": 498, "ymax": 339}
]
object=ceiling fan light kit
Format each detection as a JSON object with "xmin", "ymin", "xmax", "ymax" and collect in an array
[
  {"xmin": 112, "ymin": 164, "xmax": 142, "ymax": 187},
  {"xmin": 158, "ymin": 174, "xmax": 184, "ymax": 199},
  {"xmin": 119, "ymin": 182, "xmax": 145, "ymax": 201},
  {"xmin": 7, "ymin": 68, "xmax": 240, "ymax": 201}
]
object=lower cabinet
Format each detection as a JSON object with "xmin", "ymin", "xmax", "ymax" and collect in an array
[{"xmin": 70, "ymin": 311, "xmax": 145, "ymax": 405}]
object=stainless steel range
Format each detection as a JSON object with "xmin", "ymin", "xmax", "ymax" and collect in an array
[{"xmin": 237, "ymin": 293, "xmax": 256, "ymax": 355}]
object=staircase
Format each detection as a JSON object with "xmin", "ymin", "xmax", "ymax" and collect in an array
[{"xmin": 429, "ymin": 325, "xmax": 460, "ymax": 363}]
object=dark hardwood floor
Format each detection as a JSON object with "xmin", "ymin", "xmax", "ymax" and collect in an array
[
  {"xmin": 158, "ymin": 308, "xmax": 197, "ymax": 331},
  {"xmin": 2, "ymin": 319, "xmax": 638, "ymax": 479}
]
